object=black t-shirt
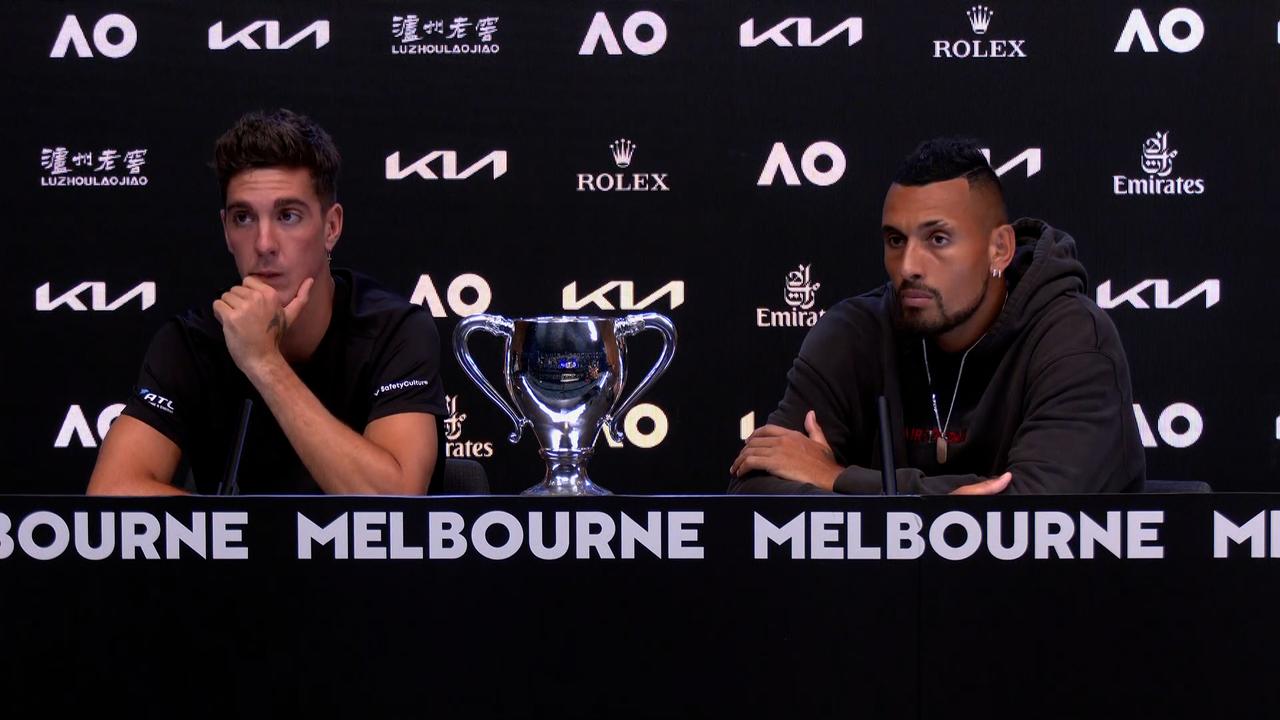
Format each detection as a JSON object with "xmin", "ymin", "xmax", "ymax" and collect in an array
[{"xmin": 121, "ymin": 268, "xmax": 447, "ymax": 494}]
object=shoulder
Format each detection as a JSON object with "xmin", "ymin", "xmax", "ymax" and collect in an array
[
  {"xmin": 1026, "ymin": 291, "xmax": 1128, "ymax": 369},
  {"xmin": 336, "ymin": 270, "xmax": 441, "ymax": 360},
  {"xmin": 799, "ymin": 288, "xmax": 889, "ymax": 360},
  {"xmin": 144, "ymin": 305, "xmax": 225, "ymax": 361},
  {"xmin": 339, "ymin": 269, "xmax": 438, "ymax": 340}
]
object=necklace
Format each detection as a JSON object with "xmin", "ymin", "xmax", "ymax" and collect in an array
[{"xmin": 921, "ymin": 333, "xmax": 986, "ymax": 464}]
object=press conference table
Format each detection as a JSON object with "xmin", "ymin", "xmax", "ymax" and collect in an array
[{"xmin": 2, "ymin": 492, "xmax": 1275, "ymax": 717}]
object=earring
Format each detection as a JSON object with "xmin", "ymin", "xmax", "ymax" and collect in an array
[
  {"xmin": 991, "ymin": 267, "xmax": 1002, "ymax": 278},
  {"xmin": 326, "ymin": 250, "xmax": 332, "ymax": 263}
]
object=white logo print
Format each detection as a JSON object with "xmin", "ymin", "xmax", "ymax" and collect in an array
[
  {"xmin": 603, "ymin": 403, "xmax": 670, "ymax": 449},
  {"xmin": 1113, "ymin": 131, "xmax": 1204, "ymax": 195},
  {"xmin": 54, "ymin": 404, "xmax": 126, "ymax": 448},
  {"xmin": 40, "ymin": 147, "xmax": 149, "ymax": 187},
  {"xmin": 208, "ymin": 20, "xmax": 330, "ymax": 50},
  {"xmin": 50, "ymin": 14, "xmax": 137, "ymax": 59},
  {"xmin": 738, "ymin": 17, "xmax": 862, "ymax": 47},
  {"xmin": 978, "ymin": 147, "xmax": 1041, "ymax": 178},
  {"xmin": 563, "ymin": 281, "xmax": 685, "ymax": 310},
  {"xmin": 758, "ymin": 142, "xmax": 846, "ymax": 186},
  {"xmin": 757, "ymin": 264, "xmax": 825, "ymax": 328},
  {"xmin": 36, "ymin": 281, "xmax": 156, "ymax": 311},
  {"xmin": 443, "ymin": 394, "xmax": 495, "ymax": 458},
  {"xmin": 934, "ymin": 5, "xmax": 1026, "ymax": 59},
  {"xmin": 386, "ymin": 150, "xmax": 507, "ymax": 180},
  {"xmin": 443, "ymin": 395, "xmax": 466, "ymax": 441},
  {"xmin": 391, "ymin": 14, "xmax": 500, "ymax": 55},
  {"xmin": 410, "ymin": 273, "xmax": 493, "ymax": 317},
  {"xmin": 784, "ymin": 264, "xmax": 821, "ymax": 310},
  {"xmin": 579, "ymin": 12, "xmax": 667, "ymax": 56},
  {"xmin": 967, "ymin": 5, "xmax": 994, "ymax": 34},
  {"xmin": 1096, "ymin": 279, "xmax": 1219, "ymax": 309},
  {"xmin": 610, "ymin": 139, "xmax": 635, "ymax": 168},
  {"xmin": 1140, "ymin": 131, "xmax": 1178, "ymax": 177},
  {"xmin": 1133, "ymin": 403, "xmax": 1203, "ymax": 448},
  {"xmin": 577, "ymin": 139, "xmax": 669, "ymax": 192},
  {"xmin": 1115, "ymin": 8, "xmax": 1204, "ymax": 53},
  {"xmin": 374, "ymin": 379, "xmax": 430, "ymax": 398}
]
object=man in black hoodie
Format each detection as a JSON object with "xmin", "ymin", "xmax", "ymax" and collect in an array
[{"xmin": 730, "ymin": 138, "xmax": 1145, "ymax": 494}]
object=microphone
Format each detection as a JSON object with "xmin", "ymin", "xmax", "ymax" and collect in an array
[
  {"xmin": 878, "ymin": 395, "xmax": 897, "ymax": 496},
  {"xmin": 218, "ymin": 399, "xmax": 253, "ymax": 496}
]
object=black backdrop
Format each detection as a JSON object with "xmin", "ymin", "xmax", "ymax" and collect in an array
[{"xmin": 4, "ymin": 1, "xmax": 1278, "ymax": 494}]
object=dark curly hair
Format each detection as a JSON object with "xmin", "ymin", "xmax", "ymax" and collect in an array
[
  {"xmin": 893, "ymin": 136, "xmax": 1005, "ymax": 218},
  {"xmin": 213, "ymin": 109, "xmax": 340, "ymax": 206}
]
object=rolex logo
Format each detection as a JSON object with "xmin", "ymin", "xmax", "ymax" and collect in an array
[
  {"xmin": 967, "ymin": 5, "xmax": 993, "ymax": 35},
  {"xmin": 577, "ymin": 137, "xmax": 669, "ymax": 192},
  {"xmin": 610, "ymin": 138, "xmax": 635, "ymax": 168}
]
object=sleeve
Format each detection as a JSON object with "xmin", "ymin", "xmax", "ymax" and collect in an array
[
  {"xmin": 828, "ymin": 349, "xmax": 1140, "ymax": 495},
  {"xmin": 366, "ymin": 308, "xmax": 447, "ymax": 421},
  {"xmin": 119, "ymin": 320, "xmax": 199, "ymax": 450},
  {"xmin": 727, "ymin": 308, "xmax": 871, "ymax": 495}
]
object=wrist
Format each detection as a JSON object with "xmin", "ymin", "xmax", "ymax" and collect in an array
[{"xmin": 240, "ymin": 349, "xmax": 287, "ymax": 384}]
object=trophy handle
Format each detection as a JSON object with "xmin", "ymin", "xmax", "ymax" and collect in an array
[
  {"xmin": 606, "ymin": 313, "xmax": 678, "ymax": 443},
  {"xmin": 452, "ymin": 314, "xmax": 527, "ymax": 443}
]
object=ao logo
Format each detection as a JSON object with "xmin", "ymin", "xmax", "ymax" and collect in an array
[
  {"xmin": 579, "ymin": 11, "xmax": 667, "ymax": 56},
  {"xmin": 1133, "ymin": 403, "xmax": 1202, "ymax": 448},
  {"xmin": 1115, "ymin": 8, "xmax": 1204, "ymax": 53},
  {"xmin": 55, "ymin": 404, "xmax": 125, "ymax": 448},
  {"xmin": 758, "ymin": 142, "xmax": 846, "ymax": 187},
  {"xmin": 410, "ymin": 274, "xmax": 492, "ymax": 317},
  {"xmin": 604, "ymin": 404, "xmax": 669, "ymax": 449},
  {"xmin": 50, "ymin": 14, "xmax": 137, "ymax": 59}
]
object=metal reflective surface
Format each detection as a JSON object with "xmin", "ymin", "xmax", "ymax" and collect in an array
[{"xmin": 453, "ymin": 313, "xmax": 677, "ymax": 496}]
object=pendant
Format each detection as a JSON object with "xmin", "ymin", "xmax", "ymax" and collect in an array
[{"xmin": 936, "ymin": 436, "xmax": 948, "ymax": 464}]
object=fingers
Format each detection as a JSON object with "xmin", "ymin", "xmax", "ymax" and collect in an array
[
  {"xmin": 212, "ymin": 299, "xmax": 230, "ymax": 324},
  {"xmin": 283, "ymin": 277, "xmax": 314, "ymax": 326},
  {"xmin": 950, "ymin": 472, "xmax": 1013, "ymax": 496},
  {"xmin": 748, "ymin": 424, "xmax": 797, "ymax": 440},
  {"xmin": 804, "ymin": 410, "xmax": 830, "ymax": 448}
]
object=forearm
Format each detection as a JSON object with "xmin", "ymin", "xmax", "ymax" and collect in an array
[
  {"xmin": 87, "ymin": 473, "xmax": 188, "ymax": 496},
  {"xmin": 245, "ymin": 357, "xmax": 421, "ymax": 495}
]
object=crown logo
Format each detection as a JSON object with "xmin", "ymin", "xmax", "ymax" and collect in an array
[
  {"xmin": 967, "ymin": 5, "xmax": 993, "ymax": 35},
  {"xmin": 610, "ymin": 138, "xmax": 635, "ymax": 168}
]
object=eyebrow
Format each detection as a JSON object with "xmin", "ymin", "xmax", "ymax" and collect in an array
[
  {"xmin": 880, "ymin": 217, "xmax": 952, "ymax": 234},
  {"xmin": 224, "ymin": 198, "xmax": 311, "ymax": 211}
]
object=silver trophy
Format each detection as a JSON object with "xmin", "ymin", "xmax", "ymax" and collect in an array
[{"xmin": 453, "ymin": 314, "xmax": 677, "ymax": 496}]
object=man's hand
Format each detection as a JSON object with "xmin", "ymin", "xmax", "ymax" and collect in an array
[
  {"xmin": 730, "ymin": 410, "xmax": 843, "ymax": 491},
  {"xmin": 950, "ymin": 472, "xmax": 1012, "ymax": 495},
  {"xmin": 212, "ymin": 276, "xmax": 313, "ymax": 374}
]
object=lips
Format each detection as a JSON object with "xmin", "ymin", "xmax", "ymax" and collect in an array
[{"xmin": 899, "ymin": 288, "xmax": 936, "ymax": 309}]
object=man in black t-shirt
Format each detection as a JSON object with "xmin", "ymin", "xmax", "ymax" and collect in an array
[{"xmin": 88, "ymin": 109, "xmax": 446, "ymax": 495}]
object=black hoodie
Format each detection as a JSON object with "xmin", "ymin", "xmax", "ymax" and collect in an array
[{"xmin": 732, "ymin": 218, "xmax": 1145, "ymax": 495}]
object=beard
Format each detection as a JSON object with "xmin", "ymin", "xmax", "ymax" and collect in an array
[{"xmin": 892, "ymin": 274, "xmax": 989, "ymax": 336}]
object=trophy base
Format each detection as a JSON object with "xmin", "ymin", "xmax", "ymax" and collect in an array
[
  {"xmin": 521, "ymin": 480, "xmax": 612, "ymax": 497},
  {"xmin": 523, "ymin": 451, "xmax": 612, "ymax": 496}
]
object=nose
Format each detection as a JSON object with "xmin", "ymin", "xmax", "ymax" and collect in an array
[
  {"xmin": 900, "ymin": 238, "xmax": 926, "ymax": 281},
  {"xmin": 253, "ymin": 219, "xmax": 278, "ymax": 256}
]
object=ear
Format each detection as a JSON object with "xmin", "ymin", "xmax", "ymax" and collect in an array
[
  {"xmin": 989, "ymin": 224, "xmax": 1015, "ymax": 274},
  {"xmin": 324, "ymin": 202, "xmax": 344, "ymax": 253}
]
